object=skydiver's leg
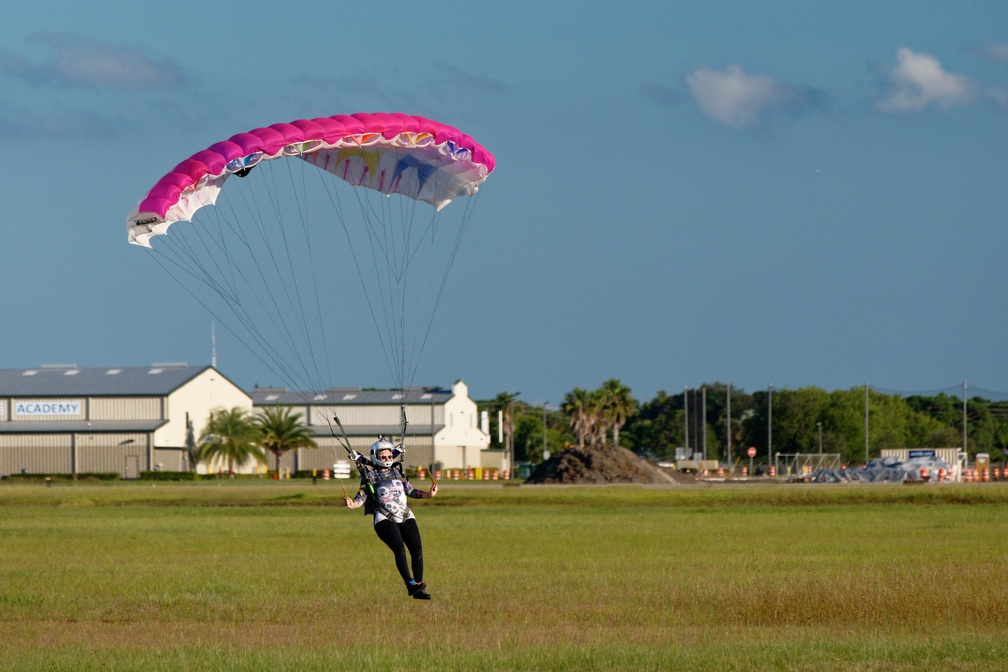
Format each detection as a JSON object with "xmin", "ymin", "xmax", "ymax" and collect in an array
[
  {"xmin": 399, "ymin": 518, "xmax": 424, "ymax": 583},
  {"xmin": 373, "ymin": 519, "xmax": 411, "ymax": 583}
]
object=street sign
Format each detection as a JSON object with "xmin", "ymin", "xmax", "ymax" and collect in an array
[{"xmin": 747, "ymin": 446, "xmax": 757, "ymax": 458}]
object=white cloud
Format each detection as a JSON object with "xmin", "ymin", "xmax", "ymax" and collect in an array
[
  {"xmin": 685, "ymin": 64, "xmax": 793, "ymax": 130},
  {"xmin": 877, "ymin": 48, "xmax": 978, "ymax": 113},
  {"xmin": 1, "ymin": 33, "xmax": 182, "ymax": 89}
]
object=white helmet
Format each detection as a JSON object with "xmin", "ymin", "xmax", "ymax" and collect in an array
[{"xmin": 370, "ymin": 439, "xmax": 396, "ymax": 468}]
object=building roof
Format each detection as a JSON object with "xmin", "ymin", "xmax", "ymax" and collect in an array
[
  {"xmin": 309, "ymin": 424, "xmax": 445, "ymax": 438},
  {"xmin": 0, "ymin": 364, "xmax": 219, "ymax": 397},
  {"xmin": 251, "ymin": 386, "xmax": 452, "ymax": 406},
  {"xmin": 0, "ymin": 420, "xmax": 167, "ymax": 433}
]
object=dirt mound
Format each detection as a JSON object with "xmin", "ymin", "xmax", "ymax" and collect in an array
[{"xmin": 525, "ymin": 444, "xmax": 676, "ymax": 484}]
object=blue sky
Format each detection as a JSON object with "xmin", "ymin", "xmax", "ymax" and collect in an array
[{"xmin": 2, "ymin": 1, "xmax": 1008, "ymax": 405}]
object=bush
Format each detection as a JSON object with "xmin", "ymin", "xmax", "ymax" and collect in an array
[
  {"xmin": 140, "ymin": 471, "xmax": 198, "ymax": 481},
  {"xmin": 1, "ymin": 472, "xmax": 120, "ymax": 482}
]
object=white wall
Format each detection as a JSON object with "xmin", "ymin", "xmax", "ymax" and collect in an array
[
  {"xmin": 156, "ymin": 368, "xmax": 254, "ymax": 473},
  {"xmin": 432, "ymin": 380, "xmax": 490, "ymax": 469}
]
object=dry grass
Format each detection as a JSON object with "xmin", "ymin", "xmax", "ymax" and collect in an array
[{"xmin": 1, "ymin": 481, "xmax": 1007, "ymax": 670}]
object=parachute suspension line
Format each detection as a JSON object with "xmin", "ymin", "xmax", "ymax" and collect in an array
[
  {"xmin": 151, "ymin": 255, "xmax": 306, "ymax": 390},
  {"xmin": 392, "ymin": 160, "xmax": 424, "ymax": 391},
  {"xmin": 213, "ymin": 182, "xmax": 313, "ymax": 384},
  {"xmin": 355, "ymin": 179, "xmax": 404, "ymax": 387},
  {"xmin": 222, "ymin": 169, "xmax": 324, "ymax": 391},
  {"xmin": 384, "ymin": 171, "xmax": 417, "ymax": 391},
  {"xmin": 310, "ymin": 147, "xmax": 484, "ymax": 392},
  {"xmin": 261, "ymin": 161, "xmax": 325, "ymax": 388},
  {"xmin": 372, "ymin": 186, "xmax": 402, "ymax": 389},
  {"xmin": 225, "ymin": 171, "xmax": 312, "ymax": 372},
  {"xmin": 144, "ymin": 241, "xmax": 308, "ymax": 393},
  {"xmin": 277, "ymin": 158, "xmax": 331, "ymax": 393},
  {"xmin": 293, "ymin": 159, "xmax": 336, "ymax": 393},
  {"xmin": 359, "ymin": 171, "xmax": 422, "ymax": 391},
  {"xmin": 148, "ymin": 221, "xmax": 237, "ymax": 304},
  {"xmin": 378, "ymin": 147, "xmax": 434, "ymax": 392},
  {"xmin": 254, "ymin": 162, "xmax": 341, "ymax": 393},
  {"xmin": 401, "ymin": 204, "xmax": 437, "ymax": 391},
  {"xmin": 401, "ymin": 160, "xmax": 479, "ymax": 392},
  {"xmin": 145, "ymin": 171, "xmax": 325, "ymax": 396},
  {"xmin": 315, "ymin": 170, "xmax": 402, "ymax": 386},
  {"xmin": 374, "ymin": 184, "xmax": 410, "ymax": 391}
]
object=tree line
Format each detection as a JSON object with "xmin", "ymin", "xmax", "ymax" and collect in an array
[{"xmin": 480, "ymin": 382, "xmax": 1008, "ymax": 466}]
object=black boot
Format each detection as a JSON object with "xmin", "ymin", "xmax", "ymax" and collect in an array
[{"xmin": 407, "ymin": 581, "xmax": 431, "ymax": 599}]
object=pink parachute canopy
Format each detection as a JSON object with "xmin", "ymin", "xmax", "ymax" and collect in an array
[{"xmin": 126, "ymin": 112, "xmax": 495, "ymax": 247}]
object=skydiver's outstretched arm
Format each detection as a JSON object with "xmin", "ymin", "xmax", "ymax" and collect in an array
[
  {"xmin": 344, "ymin": 477, "xmax": 367, "ymax": 509},
  {"xmin": 404, "ymin": 479, "xmax": 438, "ymax": 499}
]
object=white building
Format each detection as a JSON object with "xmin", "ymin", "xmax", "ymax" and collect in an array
[
  {"xmin": 0, "ymin": 364, "xmax": 492, "ymax": 477},
  {"xmin": 0, "ymin": 364, "xmax": 250, "ymax": 477},
  {"xmin": 250, "ymin": 379, "xmax": 491, "ymax": 472}
]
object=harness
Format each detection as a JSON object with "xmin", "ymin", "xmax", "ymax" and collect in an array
[{"xmin": 357, "ymin": 462, "xmax": 413, "ymax": 520}]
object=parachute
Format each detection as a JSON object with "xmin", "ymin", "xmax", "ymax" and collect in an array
[{"xmin": 126, "ymin": 112, "xmax": 495, "ymax": 393}]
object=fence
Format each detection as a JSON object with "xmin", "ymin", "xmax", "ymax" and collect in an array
[{"xmin": 775, "ymin": 453, "xmax": 841, "ymax": 478}]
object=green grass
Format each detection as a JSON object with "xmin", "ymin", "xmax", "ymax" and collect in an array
[{"xmin": 2, "ymin": 481, "xmax": 1008, "ymax": 670}]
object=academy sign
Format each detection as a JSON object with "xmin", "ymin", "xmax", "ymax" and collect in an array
[{"xmin": 15, "ymin": 400, "xmax": 81, "ymax": 417}]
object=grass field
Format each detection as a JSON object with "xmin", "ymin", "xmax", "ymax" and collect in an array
[{"xmin": 2, "ymin": 480, "xmax": 1008, "ymax": 671}]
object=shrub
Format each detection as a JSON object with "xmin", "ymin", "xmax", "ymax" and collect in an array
[{"xmin": 140, "ymin": 471, "xmax": 198, "ymax": 481}]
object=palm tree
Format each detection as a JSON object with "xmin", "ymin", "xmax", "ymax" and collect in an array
[
  {"xmin": 586, "ymin": 390, "xmax": 608, "ymax": 446},
  {"xmin": 600, "ymin": 378, "xmax": 636, "ymax": 447},
  {"xmin": 197, "ymin": 407, "xmax": 264, "ymax": 474},
  {"xmin": 562, "ymin": 388, "xmax": 593, "ymax": 449},
  {"xmin": 255, "ymin": 406, "xmax": 317, "ymax": 474}
]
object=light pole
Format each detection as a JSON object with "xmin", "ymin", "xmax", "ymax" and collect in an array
[
  {"xmin": 817, "ymin": 421, "xmax": 822, "ymax": 455},
  {"xmin": 542, "ymin": 402, "xmax": 550, "ymax": 460},
  {"xmin": 701, "ymin": 386, "xmax": 707, "ymax": 461},
  {"xmin": 768, "ymin": 383, "xmax": 773, "ymax": 471},
  {"xmin": 726, "ymin": 384, "xmax": 732, "ymax": 469},
  {"xmin": 683, "ymin": 387, "xmax": 689, "ymax": 458},
  {"xmin": 507, "ymin": 392, "xmax": 520, "ymax": 472},
  {"xmin": 864, "ymin": 383, "xmax": 869, "ymax": 466}
]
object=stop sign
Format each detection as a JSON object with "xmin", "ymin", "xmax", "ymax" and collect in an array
[{"xmin": 747, "ymin": 446, "xmax": 757, "ymax": 458}]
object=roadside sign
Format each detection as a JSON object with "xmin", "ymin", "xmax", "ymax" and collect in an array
[{"xmin": 747, "ymin": 446, "xmax": 757, "ymax": 458}]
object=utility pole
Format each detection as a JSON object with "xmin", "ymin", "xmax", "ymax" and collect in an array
[
  {"xmin": 542, "ymin": 402, "xmax": 549, "ymax": 460},
  {"xmin": 768, "ymin": 383, "xmax": 773, "ymax": 470},
  {"xmin": 684, "ymin": 386, "xmax": 689, "ymax": 457},
  {"xmin": 726, "ymin": 384, "xmax": 732, "ymax": 468},
  {"xmin": 962, "ymin": 380, "xmax": 968, "ymax": 457},
  {"xmin": 702, "ymin": 386, "xmax": 707, "ymax": 461},
  {"xmin": 864, "ymin": 383, "xmax": 869, "ymax": 466}
]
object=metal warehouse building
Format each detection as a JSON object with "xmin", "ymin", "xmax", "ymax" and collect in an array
[
  {"xmin": 0, "ymin": 364, "xmax": 250, "ymax": 478},
  {"xmin": 250, "ymin": 379, "xmax": 492, "ymax": 473},
  {"xmin": 0, "ymin": 365, "xmax": 493, "ymax": 477}
]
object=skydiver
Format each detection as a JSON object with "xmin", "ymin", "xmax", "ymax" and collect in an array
[{"xmin": 344, "ymin": 438, "xmax": 438, "ymax": 599}]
